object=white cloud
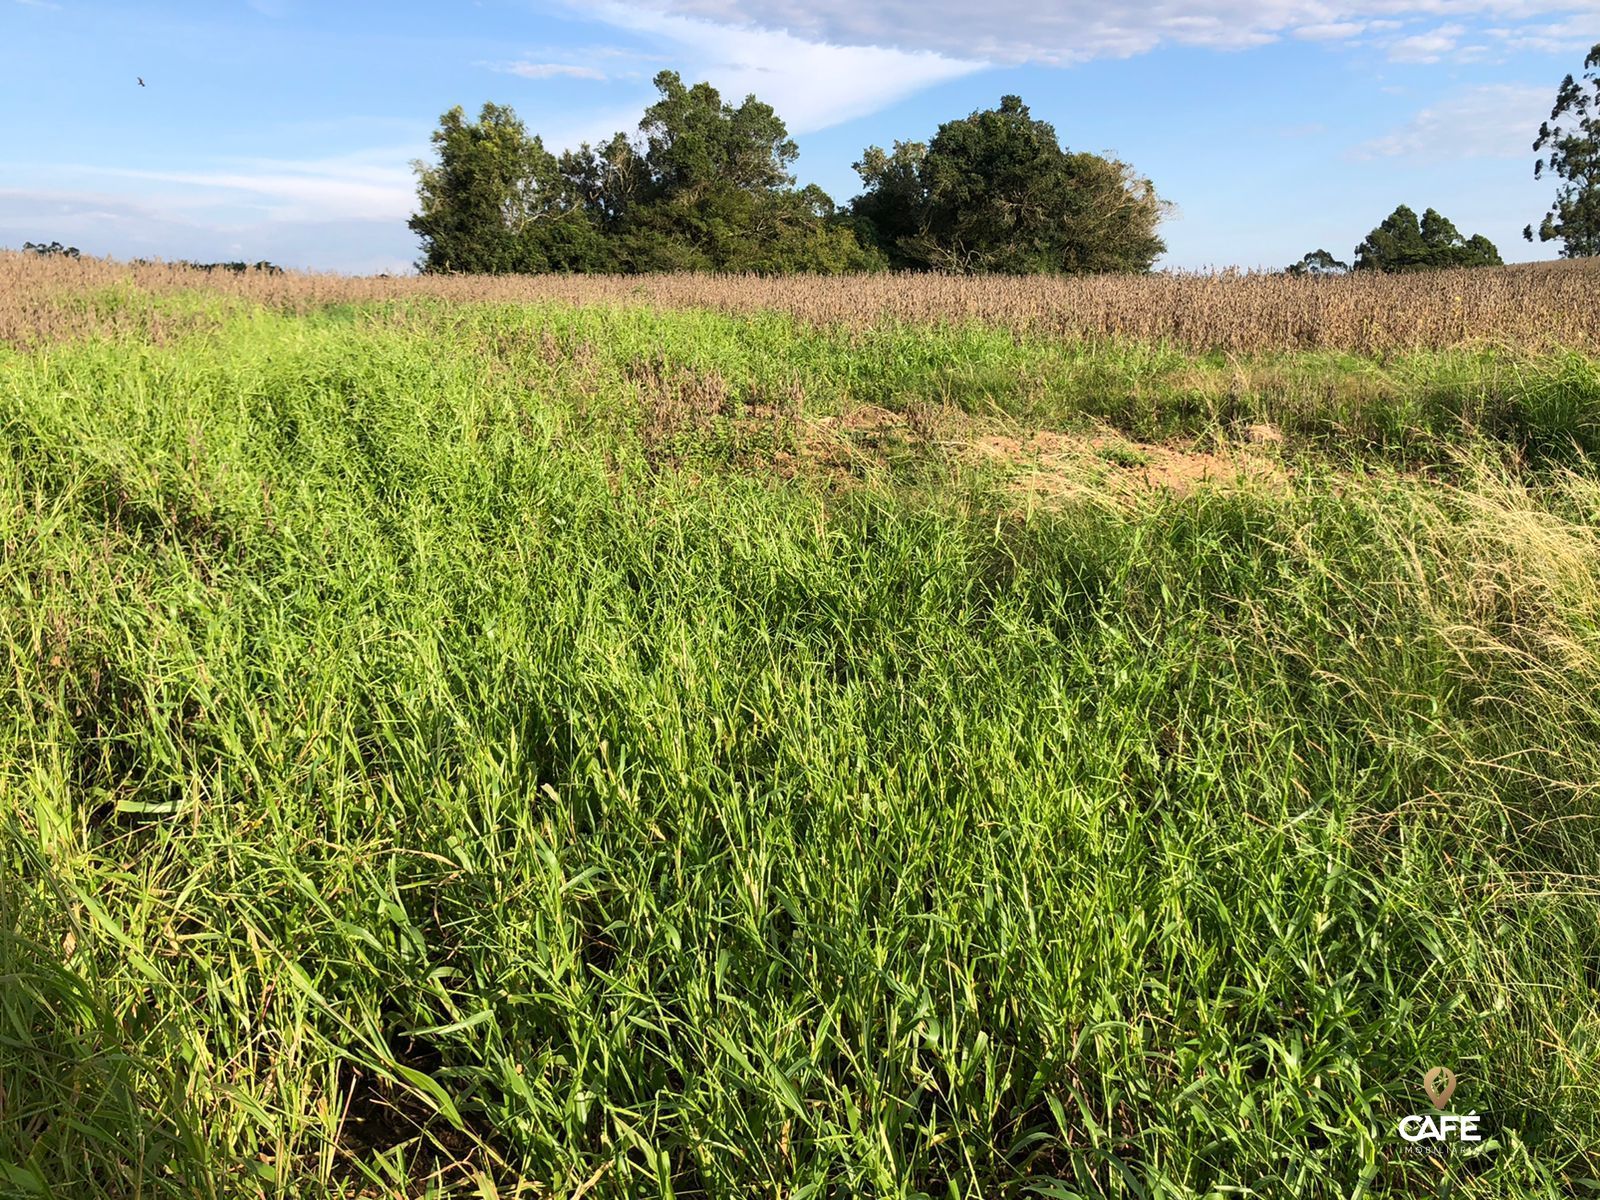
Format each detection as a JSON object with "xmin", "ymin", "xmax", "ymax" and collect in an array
[
  {"xmin": 15, "ymin": 153, "xmax": 418, "ymax": 224},
  {"xmin": 1487, "ymin": 15, "xmax": 1600, "ymax": 51},
  {"xmin": 485, "ymin": 61, "xmax": 609, "ymax": 80},
  {"xmin": 1294, "ymin": 21, "xmax": 1369, "ymax": 39},
  {"xmin": 1386, "ymin": 23, "xmax": 1467, "ymax": 61},
  {"xmin": 1354, "ymin": 83, "xmax": 1550, "ymax": 159},
  {"xmin": 619, "ymin": 0, "xmax": 1600, "ymax": 64},
  {"xmin": 590, "ymin": 3, "xmax": 984, "ymax": 133}
]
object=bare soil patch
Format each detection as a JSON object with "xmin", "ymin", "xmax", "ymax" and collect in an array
[
  {"xmin": 970, "ymin": 428, "xmax": 1289, "ymax": 502},
  {"xmin": 785, "ymin": 402, "xmax": 1290, "ymax": 502}
]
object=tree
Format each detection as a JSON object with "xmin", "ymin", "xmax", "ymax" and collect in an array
[
  {"xmin": 22, "ymin": 240, "xmax": 80, "ymax": 257},
  {"xmin": 1527, "ymin": 42, "xmax": 1600, "ymax": 257},
  {"xmin": 1287, "ymin": 249, "xmax": 1349, "ymax": 276},
  {"xmin": 615, "ymin": 71, "xmax": 880, "ymax": 273},
  {"xmin": 1049, "ymin": 152, "xmax": 1168, "ymax": 274},
  {"xmin": 410, "ymin": 103, "xmax": 609, "ymax": 274},
  {"xmin": 559, "ymin": 132, "xmax": 650, "ymax": 232},
  {"xmin": 409, "ymin": 75, "xmax": 881, "ymax": 275},
  {"xmin": 851, "ymin": 95, "xmax": 1166, "ymax": 274},
  {"xmin": 638, "ymin": 70, "xmax": 796, "ymax": 197},
  {"xmin": 1353, "ymin": 206, "xmax": 1431, "ymax": 272},
  {"xmin": 850, "ymin": 141, "xmax": 929, "ymax": 268},
  {"xmin": 1353, "ymin": 205, "xmax": 1502, "ymax": 272}
]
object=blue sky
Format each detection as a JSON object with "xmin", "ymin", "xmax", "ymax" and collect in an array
[{"xmin": 2, "ymin": 0, "xmax": 1595, "ymax": 272}]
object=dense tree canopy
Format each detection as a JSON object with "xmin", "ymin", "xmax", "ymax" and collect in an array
[
  {"xmin": 411, "ymin": 82, "xmax": 1169, "ymax": 276},
  {"xmin": 606, "ymin": 73, "xmax": 878, "ymax": 273},
  {"xmin": 411, "ymin": 74, "xmax": 878, "ymax": 275},
  {"xmin": 1527, "ymin": 42, "xmax": 1600, "ymax": 258},
  {"xmin": 1353, "ymin": 205, "xmax": 1502, "ymax": 272},
  {"xmin": 852, "ymin": 96, "xmax": 1166, "ymax": 274},
  {"xmin": 410, "ymin": 103, "xmax": 603, "ymax": 274}
]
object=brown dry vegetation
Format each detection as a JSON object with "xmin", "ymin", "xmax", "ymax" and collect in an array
[
  {"xmin": 4, "ymin": 249, "xmax": 1599, "ymax": 353},
  {"xmin": 970, "ymin": 428, "xmax": 1291, "ymax": 504}
]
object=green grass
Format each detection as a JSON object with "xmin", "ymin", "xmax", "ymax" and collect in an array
[
  {"xmin": 379, "ymin": 299, "xmax": 1600, "ymax": 463},
  {"xmin": 2, "ymin": 296, "xmax": 1599, "ymax": 1198},
  {"xmin": 1094, "ymin": 441, "xmax": 1153, "ymax": 468}
]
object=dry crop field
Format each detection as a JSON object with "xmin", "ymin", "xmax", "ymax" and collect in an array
[
  {"xmin": 3, "ymin": 254, "xmax": 1600, "ymax": 1199},
  {"xmin": 5, "ymin": 251, "xmax": 1600, "ymax": 353}
]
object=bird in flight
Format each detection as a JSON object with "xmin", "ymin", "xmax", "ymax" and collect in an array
[{"xmin": 137, "ymin": 77, "xmax": 145, "ymax": 87}]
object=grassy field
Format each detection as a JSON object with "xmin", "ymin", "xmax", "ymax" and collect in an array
[{"xmin": 3, "ymin": 266, "xmax": 1600, "ymax": 1198}]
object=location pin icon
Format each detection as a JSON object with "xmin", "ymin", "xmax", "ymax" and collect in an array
[{"xmin": 1423, "ymin": 1067, "xmax": 1457, "ymax": 1110}]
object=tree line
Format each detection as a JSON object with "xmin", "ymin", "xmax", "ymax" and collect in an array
[
  {"xmin": 409, "ymin": 73, "xmax": 1166, "ymax": 276},
  {"xmin": 16, "ymin": 242, "xmax": 283, "ymax": 274},
  {"xmin": 1289, "ymin": 205, "xmax": 1505, "ymax": 276}
]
